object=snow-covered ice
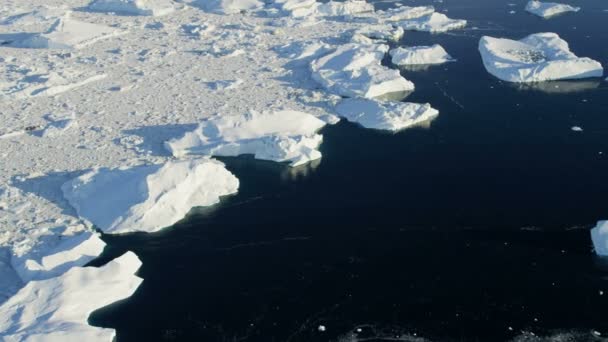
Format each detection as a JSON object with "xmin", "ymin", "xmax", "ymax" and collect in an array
[
  {"xmin": 375, "ymin": 5, "xmax": 435, "ymax": 22},
  {"xmin": 390, "ymin": 44, "xmax": 453, "ymax": 66},
  {"xmin": 525, "ymin": 0, "xmax": 580, "ymax": 18},
  {"xmin": 0, "ymin": 252, "xmax": 142, "ymax": 341},
  {"xmin": 88, "ymin": 0, "xmax": 179, "ymax": 16},
  {"xmin": 311, "ymin": 43, "xmax": 415, "ymax": 99},
  {"xmin": 62, "ymin": 159, "xmax": 239, "ymax": 234},
  {"xmin": 355, "ymin": 25, "xmax": 405, "ymax": 42},
  {"xmin": 479, "ymin": 33, "xmax": 604, "ymax": 82},
  {"xmin": 396, "ymin": 12, "xmax": 467, "ymax": 33},
  {"xmin": 194, "ymin": 0, "xmax": 264, "ymax": 15},
  {"xmin": 166, "ymin": 110, "xmax": 328, "ymax": 166},
  {"xmin": 335, "ymin": 98, "xmax": 439, "ymax": 131},
  {"xmin": 592, "ymin": 221, "xmax": 608, "ymax": 256}
]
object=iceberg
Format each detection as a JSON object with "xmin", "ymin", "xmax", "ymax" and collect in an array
[
  {"xmin": 61, "ymin": 159, "xmax": 239, "ymax": 234},
  {"xmin": 288, "ymin": 0, "xmax": 373, "ymax": 18},
  {"xmin": 165, "ymin": 110, "xmax": 328, "ymax": 166},
  {"xmin": 397, "ymin": 12, "xmax": 467, "ymax": 33},
  {"xmin": 375, "ymin": 5, "xmax": 435, "ymax": 22},
  {"xmin": 525, "ymin": 0, "xmax": 580, "ymax": 18},
  {"xmin": 479, "ymin": 33, "xmax": 604, "ymax": 82},
  {"xmin": 0, "ymin": 252, "xmax": 143, "ymax": 341},
  {"xmin": 390, "ymin": 44, "xmax": 453, "ymax": 65},
  {"xmin": 335, "ymin": 98, "xmax": 439, "ymax": 131},
  {"xmin": 193, "ymin": 0, "xmax": 264, "ymax": 14},
  {"xmin": 311, "ymin": 43, "xmax": 415, "ymax": 99},
  {"xmin": 592, "ymin": 221, "xmax": 608, "ymax": 256},
  {"xmin": 88, "ymin": 0, "xmax": 178, "ymax": 16},
  {"xmin": 355, "ymin": 25, "xmax": 405, "ymax": 42}
]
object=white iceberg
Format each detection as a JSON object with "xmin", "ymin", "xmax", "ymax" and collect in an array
[
  {"xmin": 271, "ymin": 0, "xmax": 317, "ymax": 12},
  {"xmin": 0, "ymin": 252, "xmax": 142, "ymax": 341},
  {"xmin": 592, "ymin": 221, "xmax": 608, "ymax": 256},
  {"xmin": 390, "ymin": 44, "xmax": 453, "ymax": 65},
  {"xmin": 88, "ymin": 0, "xmax": 178, "ymax": 16},
  {"xmin": 479, "ymin": 33, "xmax": 604, "ymax": 82},
  {"xmin": 335, "ymin": 98, "xmax": 439, "ymax": 131},
  {"xmin": 397, "ymin": 12, "xmax": 467, "ymax": 33},
  {"xmin": 355, "ymin": 25, "xmax": 405, "ymax": 42},
  {"xmin": 375, "ymin": 5, "xmax": 435, "ymax": 22},
  {"xmin": 165, "ymin": 110, "xmax": 327, "ymax": 166},
  {"xmin": 61, "ymin": 159, "xmax": 239, "ymax": 234},
  {"xmin": 289, "ymin": 0, "xmax": 373, "ymax": 18},
  {"xmin": 525, "ymin": 0, "xmax": 580, "ymax": 18},
  {"xmin": 193, "ymin": 0, "xmax": 264, "ymax": 14},
  {"xmin": 311, "ymin": 43, "xmax": 414, "ymax": 99},
  {"xmin": 9, "ymin": 15, "xmax": 122, "ymax": 49}
]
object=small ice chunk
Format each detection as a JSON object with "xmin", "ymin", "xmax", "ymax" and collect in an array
[
  {"xmin": 479, "ymin": 32, "xmax": 604, "ymax": 82},
  {"xmin": 525, "ymin": 1, "xmax": 580, "ymax": 18},
  {"xmin": 311, "ymin": 43, "xmax": 414, "ymax": 99},
  {"xmin": 396, "ymin": 12, "xmax": 467, "ymax": 33},
  {"xmin": 318, "ymin": 325, "xmax": 326, "ymax": 332},
  {"xmin": 180, "ymin": 23, "xmax": 215, "ymax": 37},
  {"xmin": 62, "ymin": 159, "xmax": 239, "ymax": 234},
  {"xmin": 0, "ymin": 252, "xmax": 143, "ymax": 341},
  {"xmin": 205, "ymin": 79, "xmax": 243, "ymax": 91},
  {"xmin": 335, "ymin": 98, "xmax": 439, "ymax": 131},
  {"xmin": 165, "ymin": 110, "xmax": 328, "ymax": 167},
  {"xmin": 355, "ymin": 25, "xmax": 405, "ymax": 41},
  {"xmin": 571, "ymin": 126, "xmax": 583, "ymax": 131},
  {"xmin": 592, "ymin": 221, "xmax": 608, "ymax": 256},
  {"xmin": 88, "ymin": 0, "xmax": 178, "ymax": 16},
  {"xmin": 193, "ymin": 0, "xmax": 264, "ymax": 14},
  {"xmin": 389, "ymin": 44, "xmax": 453, "ymax": 65}
]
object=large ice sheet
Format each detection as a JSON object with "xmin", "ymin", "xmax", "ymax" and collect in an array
[
  {"xmin": 62, "ymin": 159, "xmax": 239, "ymax": 234},
  {"xmin": 396, "ymin": 12, "xmax": 467, "ymax": 33},
  {"xmin": 165, "ymin": 110, "xmax": 327, "ymax": 166},
  {"xmin": 88, "ymin": 0, "xmax": 178, "ymax": 16},
  {"xmin": 194, "ymin": 0, "xmax": 264, "ymax": 14},
  {"xmin": 0, "ymin": 252, "xmax": 143, "ymax": 341},
  {"xmin": 592, "ymin": 221, "xmax": 608, "ymax": 256},
  {"xmin": 335, "ymin": 98, "xmax": 438, "ymax": 131},
  {"xmin": 479, "ymin": 32, "xmax": 604, "ymax": 82},
  {"xmin": 390, "ymin": 44, "xmax": 453, "ymax": 65},
  {"xmin": 311, "ymin": 43, "xmax": 414, "ymax": 99},
  {"xmin": 525, "ymin": 0, "xmax": 580, "ymax": 18}
]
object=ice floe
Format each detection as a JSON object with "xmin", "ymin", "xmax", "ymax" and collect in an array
[
  {"xmin": 335, "ymin": 98, "xmax": 439, "ymax": 131},
  {"xmin": 479, "ymin": 33, "xmax": 604, "ymax": 82},
  {"xmin": 88, "ymin": 0, "xmax": 179, "ymax": 16},
  {"xmin": 525, "ymin": 0, "xmax": 580, "ymax": 18},
  {"xmin": 62, "ymin": 159, "xmax": 239, "ymax": 234},
  {"xmin": 355, "ymin": 25, "xmax": 405, "ymax": 42},
  {"xmin": 592, "ymin": 221, "xmax": 608, "ymax": 256},
  {"xmin": 396, "ymin": 12, "xmax": 467, "ymax": 33},
  {"xmin": 0, "ymin": 252, "xmax": 143, "ymax": 341},
  {"xmin": 165, "ymin": 110, "xmax": 328, "ymax": 166},
  {"xmin": 311, "ymin": 43, "xmax": 414, "ymax": 99},
  {"xmin": 194, "ymin": 0, "xmax": 265, "ymax": 14},
  {"xmin": 375, "ymin": 5, "xmax": 435, "ymax": 22},
  {"xmin": 390, "ymin": 44, "xmax": 453, "ymax": 66}
]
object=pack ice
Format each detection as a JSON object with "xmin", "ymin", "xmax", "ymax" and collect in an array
[
  {"xmin": 0, "ymin": 252, "xmax": 142, "ymax": 341},
  {"xmin": 390, "ymin": 45, "xmax": 453, "ymax": 65},
  {"xmin": 311, "ymin": 43, "xmax": 414, "ymax": 99},
  {"xmin": 525, "ymin": 0, "xmax": 580, "ymax": 18},
  {"xmin": 335, "ymin": 98, "xmax": 439, "ymax": 131},
  {"xmin": 88, "ymin": 0, "xmax": 179, "ymax": 16},
  {"xmin": 165, "ymin": 110, "xmax": 328, "ymax": 167},
  {"xmin": 479, "ymin": 33, "xmax": 604, "ymax": 82},
  {"xmin": 62, "ymin": 159, "xmax": 239, "ymax": 234}
]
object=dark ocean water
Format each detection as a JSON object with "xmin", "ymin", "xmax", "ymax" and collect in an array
[{"xmin": 89, "ymin": 0, "xmax": 608, "ymax": 341}]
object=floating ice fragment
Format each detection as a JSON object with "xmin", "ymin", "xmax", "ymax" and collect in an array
[
  {"xmin": 335, "ymin": 98, "xmax": 438, "ymax": 131},
  {"xmin": 396, "ymin": 12, "xmax": 466, "ymax": 33},
  {"xmin": 479, "ymin": 33, "xmax": 604, "ymax": 82},
  {"xmin": 389, "ymin": 44, "xmax": 453, "ymax": 65},
  {"xmin": 62, "ymin": 159, "xmax": 239, "ymax": 233},
  {"xmin": 571, "ymin": 126, "xmax": 583, "ymax": 132},
  {"xmin": 355, "ymin": 25, "xmax": 405, "ymax": 42},
  {"xmin": 88, "ymin": 0, "xmax": 178, "ymax": 16},
  {"xmin": 592, "ymin": 221, "xmax": 608, "ymax": 256},
  {"xmin": 525, "ymin": 1, "xmax": 580, "ymax": 18}
]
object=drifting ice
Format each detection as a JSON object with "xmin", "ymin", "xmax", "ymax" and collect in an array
[
  {"xmin": 390, "ymin": 44, "xmax": 454, "ymax": 65},
  {"xmin": 62, "ymin": 159, "xmax": 239, "ymax": 234},
  {"xmin": 479, "ymin": 32, "xmax": 604, "ymax": 82},
  {"xmin": 397, "ymin": 12, "xmax": 467, "ymax": 33},
  {"xmin": 525, "ymin": 1, "xmax": 580, "ymax": 18},
  {"xmin": 166, "ymin": 110, "xmax": 328, "ymax": 166}
]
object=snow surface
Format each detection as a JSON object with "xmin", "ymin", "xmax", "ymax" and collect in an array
[
  {"xmin": 479, "ymin": 33, "xmax": 604, "ymax": 82},
  {"xmin": 0, "ymin": 252, "xmax": 143, "ymax": 341},
  {"xmin": 592, "ymin": 221, "xmax": 608, "ymax": 256},
  {"xmin": 390, "ymin": 44, "xmax": 453, "ymax": 65},
  {"xmin": 88, "ymin": 0, "xmax": 179, "ymax": 17},
  {"xmin": 311, "ymin": 43, "xmax": 415, "ymax": 99},
  {"xmin": 396, "ymin": 12, "xmax": 467, "ymax": 33},
  {"xmin": 525, "ymin": 0, "xmax": 580, "ymax": 18},
  {"xmin": 335, "ymin": 98, "xmax": 439, "ymax": 131},
  {"xmin": 62, "ymin": 159, "xmax": 239, "ymax": 233},
  {"xmin": 166, "ymin": 110, "xmax": 328, "ymax": 166}
]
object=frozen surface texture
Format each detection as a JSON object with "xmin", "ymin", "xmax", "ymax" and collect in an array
[
  {"xmin": 166, "ymin": 110, "xmax": 328, "ymax": 166},
  {"xmin": 479, "ymin": 33, "xmax": 603, "ymax": 82},
  {"xmin": 62, "ymin": 159, "xmax": 239, "ymax": 233},
  {"xmin": 389, "ymin": 44, "xmax": 453, "ymax": 65},
  {"xmin": 525, "ymin": 0, "xmax": 580, "ymax": 18},
  {"xmin": 335, "ymin": 98, "xmax": 439, "ymax": 131}
]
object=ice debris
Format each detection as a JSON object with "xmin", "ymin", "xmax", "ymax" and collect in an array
[
  {"xmin": 396, "ymin": 12, "xmax": 467, "ymax": 33},
  {"xmin": 525, "ymin": 1, "xmax": 580, "ymax": 18},
  {"xmin": 390, "ymin": 44, "xmax": 453, "ymax": 66}
]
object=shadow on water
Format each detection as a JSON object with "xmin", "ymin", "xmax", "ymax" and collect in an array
[{"xmin": 90, "ymin": 0, "xmax": 608, "ymax": 340}]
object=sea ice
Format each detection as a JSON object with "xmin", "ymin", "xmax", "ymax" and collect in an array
[
  {"xmin": 592, "ymin": 221, "xmax": 608, "ymax": 256},
  {"xmin": 194, "ymin": 0, "xmax": 264, "ymax": 14},
  {"xmin": 396, "ymin": 12, "xmax": 467, "ymax": 33},
  {"xmin": 479, "ymin": 33, "xmax": 604, "ymax": 82},
  {"xmin": 88, "ymin": 0, "xmax": 178, "ymax": 16},
  {"xmin": 355, "ymin": 25, "xmax": 405, "ymax": 42},
  {"xmin": 61, "ymin": 159, "xmax": 239, "ymax": 234},
  {"xmin": 525, "ymin": 0, "xmax": 580, "ymax": 18},
  {"xmin": 375, "ymin": 5, "xmax": 435, "ymax": 22},
  {"xmin": 288, "ymin": 0, "xmax": 374, "ymax": 18},
  {"xmin": 335, "ymin": 98, "xmax": 439, "ymax": 131},
  {"xmin": 165, "ymin": 110, "xmax": 328, "ymax": 166},
  {"xmin": 390, "ymin": 44, "xmax": 453, "ymax": 65},
  {"xmin": 0, "ymin": 252, "xmax": 143, "ymax": 341}
]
